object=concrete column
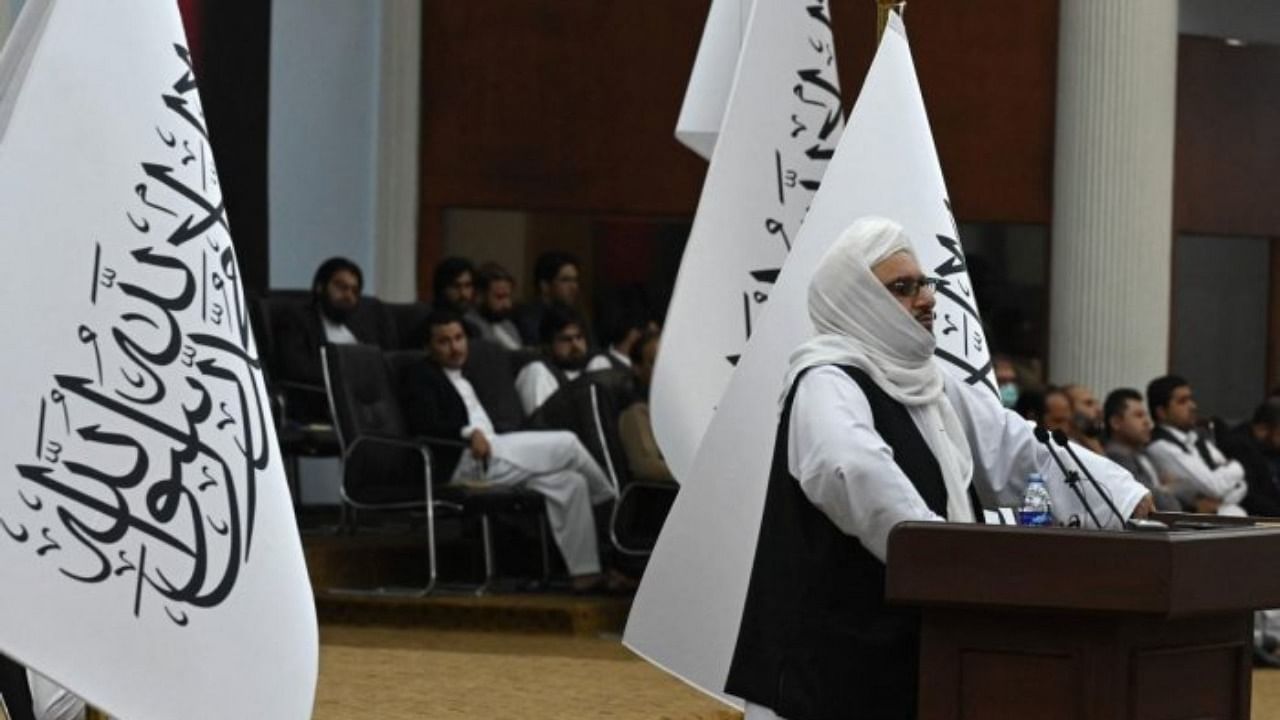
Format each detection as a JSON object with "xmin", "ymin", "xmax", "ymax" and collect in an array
[
  {"xmin": 372, "ymin": 0, "xmax": 421, "ymax": 302},
  {"xmin": 1049, "ymin": 0, "xmax": 1178, "ymax": 394}
]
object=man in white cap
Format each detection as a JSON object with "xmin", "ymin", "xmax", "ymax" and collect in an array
[{"xmin": 724, "ymin": 217, "xmax": 1152, "ymax": 720}]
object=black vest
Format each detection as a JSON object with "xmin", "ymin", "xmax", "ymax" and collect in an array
[
  {"xmin": 1153, "ymin": 425, "xmax": 1219, "ymax": 469},
  {"xmin": 724, "ymin": 365, "xmax": 951, "ymax": 720}
]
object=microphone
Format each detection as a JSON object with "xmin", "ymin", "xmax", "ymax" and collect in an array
[
  {"xmin": 1050, "ymin": 430, "xmax": 1168, "ymax": 531},
  {"xmin": 1033, "ymin": 426, "xmax": 1104, "ymax": 529},
  {"xmin": 1050, "ymin": 430, "xmax": 1124, "ymax": 527}
]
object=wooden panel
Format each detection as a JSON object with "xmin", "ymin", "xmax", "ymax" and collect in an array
[
  {"xmin": 416, "ymin": 1, "xmax": 1062, "ymax": 287},
  {"xmin": 1175, "ymin": 37, "xmax": 1280, "ymax": 237},
  {"xmin": 833, "ymin": 0, "xmax": 1060, "ymax": 225},
  {"xmin": 1270, "ymin": 238, "xmax": 1280, "ymax": 393},
  {"xmin": 959, "ymin": 651, "xmax": 1076, "ymax": 719},
  {"xmin": 1131, "ymin": 644, "xmax": 1245, "ymax": 720},
  {"xmin": 418, "ymin": 0, "xmax": 709, "ymax": 215},
  {"xmin": 917, "ymin": 607, "xmax": 1250, "ymax": 720}
]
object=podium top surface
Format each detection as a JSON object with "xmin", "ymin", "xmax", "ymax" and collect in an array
[{"xmin": 885, "ymin": 522, "xmax": 1280, "ymax": 617}]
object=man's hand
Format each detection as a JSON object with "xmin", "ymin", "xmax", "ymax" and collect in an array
[
  {"xmin": 469, "ymin": 430, "xmax": 492, "ymax": 462},
  {"xmin": 1130, "ymin": 493, "xmax": 1155, "ymax": 519},
  {"xmin": 1193, "ymin": 496, "xmax": 1221, "ymax": 514}
]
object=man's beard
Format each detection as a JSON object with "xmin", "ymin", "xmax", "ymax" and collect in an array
[
  {"xmin": 320, "ymin": 297, "xmax": 353, "ymax": 323},
  {"xmin": 554, "ymin": 353, "xmax": 588, "ymax": 372},
  {"xmin": 1074, "ymin": 413, "xmax": 1103, "ymax": 438}
]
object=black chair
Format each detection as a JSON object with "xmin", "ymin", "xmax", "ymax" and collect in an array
[
  {"xmin": 384, "ymin": 301, "xmax": 432, "ymax": 351},
  {"xmin": 523, "ymin": 370, "xmax": 669, "ymax": 557},
  {"xmin": 322, "ymin": 344, "xmax": 550, "ymax": 595},
  {"xmin": 464, "ymin": 338, "xmax": 526, "ymax": 433}
]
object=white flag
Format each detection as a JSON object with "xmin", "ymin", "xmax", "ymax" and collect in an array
[
  {"xmin": 625, "ymin": 13, "xmax": 995, "ymax": 704},
  {"xmin": 0, "ymin": 3, "xmax": 318, "ymax": 719},
  {"xmin": 653, "ymin": 0, "xmax": 843, "ymax": 482},
  {"xmin": 673, "ymin": 0, "xmax": 751, "ymax": 160}
]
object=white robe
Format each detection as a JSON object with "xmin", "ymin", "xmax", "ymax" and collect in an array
[
  {"xmin": 1147, "ymin": 424, "xmax": 1247, "ymax": 515},
  {"xmin": 319, "ymin": 313, "xmax": 358, "ymax": 345},
  {"xmin": 788, "ymin": 366, "xmax": 1147, "ymax": 563},
  {"xmin": 445, "ymin": 368, "xmax": 616, "ymax": 576},
  {"xmin": 514, "ymin": 356, "xmax": 612, "ymax": 416}
]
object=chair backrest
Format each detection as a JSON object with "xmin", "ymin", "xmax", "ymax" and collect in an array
[
  {"xmin": 464, "ymin": 338, "xmax": 526, "ymax": 433},
  {"xmin": 385, "ymin": 301, "xmax": 432, "ymax": 351},
  {"xmin": 323, "ymin": 344, "xmax": 423, "ymax": 504},
  {"xmin": 524, "ymin": 375, "xmax": 633, "ymax": 491},
  {"xmin": 323, "ymin": 343, "xmax": 410, "ymax": 449}
]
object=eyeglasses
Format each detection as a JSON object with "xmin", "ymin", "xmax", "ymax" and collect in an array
[{"xmin": 883, "ymin": 276, "xmax": 941, "ymax": 299}]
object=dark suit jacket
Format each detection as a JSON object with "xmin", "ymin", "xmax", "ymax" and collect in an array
[
  {"xmin": 512, "ymin": 299, "xmax": 549, "ymax": 347},
  {"xmin": 399, "ymin": 357, "xmax": 471, "ymax": 482},
  {"xmin": 274, "ymin": 299, "xmax": 394, "ymax": 421},
  {"xmin": 1219, "ymin": 425, "xmax": 1280, "ymax": 517},
  {"xmin": 1104, "ymin": 441, "xmax": 1181, "ymax": 512}
]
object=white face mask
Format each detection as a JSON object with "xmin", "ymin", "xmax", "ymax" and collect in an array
[{"xmin": 999, "ymin": 382, "xmax": 1019, "ymax": 408}]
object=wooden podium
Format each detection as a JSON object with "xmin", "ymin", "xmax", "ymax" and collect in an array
[{"xmin": 886, "ymin": 522, "xmax": 1280, "ymax": 720}]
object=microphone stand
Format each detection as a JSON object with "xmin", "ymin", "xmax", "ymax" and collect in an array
[
  {"xmin": 1051, "ymin": 430, "xmax": 1125, "ymax": 527},
  {"xmin": 1033, "ymin": 426, "xmax": 1104, "ymax": 529},
  {"xmin": 1051, "ymin": 430, "xmax": 1167, "ymax": 531}
]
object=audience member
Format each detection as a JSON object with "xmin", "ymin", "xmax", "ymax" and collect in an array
[
  {"xmin": 595, "ymin": 305, "xmax": 655, "ymax": 372},
  {"xmin": 275, "ymin": 257, "xmax": 390, "ymax": 421},
  {"xmin": 1041, "ymin": 386, "xmax": 1073, "ymax": 434},
  {"xmin": 994, "ymin": 354, "xmax": 1020, "ymax": 408},
  {"xmin": 515, "ymin": 304, "xmax": 609, "ymax": 415},
  {"xmin": 1218, "ymin": 400, "xmax": 1280, "ymax": 517},
  {"xmin": 1102, "ymin": 388, "xmax": 1180, "ymax": 511},
  {"xmin": 466, "ymin": 262, "xmax": 522, "ymax": 351},
  {"xmin": 513, "ymin": 251, "xmax": 581, "ymax": 345},
  {"xmin": 618, "ymin": 331, "xmax": 675, "ymax": 485},
  {"xmin": 432, "ymin": 256, "xmax": 477, "ymax": 316},
  {"xmin": 1063, "ymin": 383, "xmax": 1105, "ymax": 454},
  {"xmin": 401, "ymin": 310, "xmax": 621, "ymax": 592},
  {"xmin": 1013, "ymin": 388, "xmax": 1045, "ymax": 424},
  {"xmin": 1145, "ymin": 374, "xmax": 1248, "ymax": 515}
]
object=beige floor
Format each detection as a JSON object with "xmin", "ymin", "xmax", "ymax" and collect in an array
[
  {"xmin": 314, "ymin": 625, "xmax": 738, "ymax": 720},
  {"xmin": 315, "ymin": 624, "xmax": 1280, "ymax": 719}
]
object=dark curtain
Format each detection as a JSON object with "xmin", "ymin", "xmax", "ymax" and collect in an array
[{"xmin": 179, "ymin": 0, "xmax": 273, "ymax": 295}]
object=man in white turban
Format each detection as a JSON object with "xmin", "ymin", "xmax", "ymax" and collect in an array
[{"xmin": 724, "ymin": 217, "xmax": 1153, "ymax": 720}]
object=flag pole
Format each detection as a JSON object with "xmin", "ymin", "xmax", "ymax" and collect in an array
[{"xmin": 876, "ymin": 1, "xmax": 906, "ymax": 41}]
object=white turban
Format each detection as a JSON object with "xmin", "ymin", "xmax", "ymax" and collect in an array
[
  {"xmin": 783, "ymin": 216, "xmax": 976, "ymax": 522},
  {"xmin": 787, "ymin": 216, "xmax": 941, "ymax": 405}
]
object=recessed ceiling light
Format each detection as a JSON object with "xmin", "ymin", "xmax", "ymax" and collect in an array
[{"xmin": 1225, "ymin": 38, "xmax": 1247, "ymax": 47}]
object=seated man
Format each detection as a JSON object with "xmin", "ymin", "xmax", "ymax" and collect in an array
[
  {"xmin": 1218, "ymin": 400, "xmax": 1280, "ymax": 517},
  {"xmin": 1145, "ymin": 374, "xmax": 1247, "ymax": 515},
  {"xmin": 514, "ymin": 303, "xmax": 610, "ymax": 416},
  {"xmin": 1015, "ymin": 385, "xmax": 1072, "ymax": 434},
  {"xmin": 432, "ymin": 256, "xmax": 477, "ymax": 316},
  {"xmin": 1063, "ymin": 383, "xmax": 1105, "ymax": 454},
  {"xmin": 465, "ymin": 262, "xmax": 522, "ymax": 351},
  {"xmin": 513, "ymin": 250, "xmax": 582, "ymax": 346},
  {"xmin": 595, "ymin": 301, "xmax": 655, "ymax": 372},
  {"xmin": 275, "ymin": 257, "xmax": 392, "ymax": 421},
  {"xmin": 993, "ymin": 354, "xmax": 1020, "ymax": 408},
  {"xmin": 618, "ymin": 330, "xmax": 675, "ymax": 485},
  {"xmin": 1102, "ymin": 388, "xmax": 1180, "ymax": 511},
  {"xmin": 402, "ymin": 310, "xmax": 620, "ymax": 592}
]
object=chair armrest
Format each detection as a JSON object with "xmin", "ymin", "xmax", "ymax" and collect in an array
[
  {"xmin": 342, "ymin": 434, "xmax": 439, "ymax": 505},
  {"xmin": 410, "ymin": 434, "xmax": 468, "ymax": 450},
  {"xmin": 275, "ymin": 379, "xmax": 328, "ymax": 395}
]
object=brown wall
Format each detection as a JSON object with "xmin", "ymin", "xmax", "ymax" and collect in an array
[
  {"xmin": 833, "ymin": 1, "xmax": 1059, "ymax": 225},
  {"xmin": 417, "ymin": 1, "xmax": 1062, "ymax": 297},
  {"xmin": 1174, "ymin": 37, "xmax": 1280, "ymax": 238}
]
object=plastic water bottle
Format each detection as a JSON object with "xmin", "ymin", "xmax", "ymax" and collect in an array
[{"xmin": 1017, "ymin": 473, "xmax": 1053, "ymax": 527}]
